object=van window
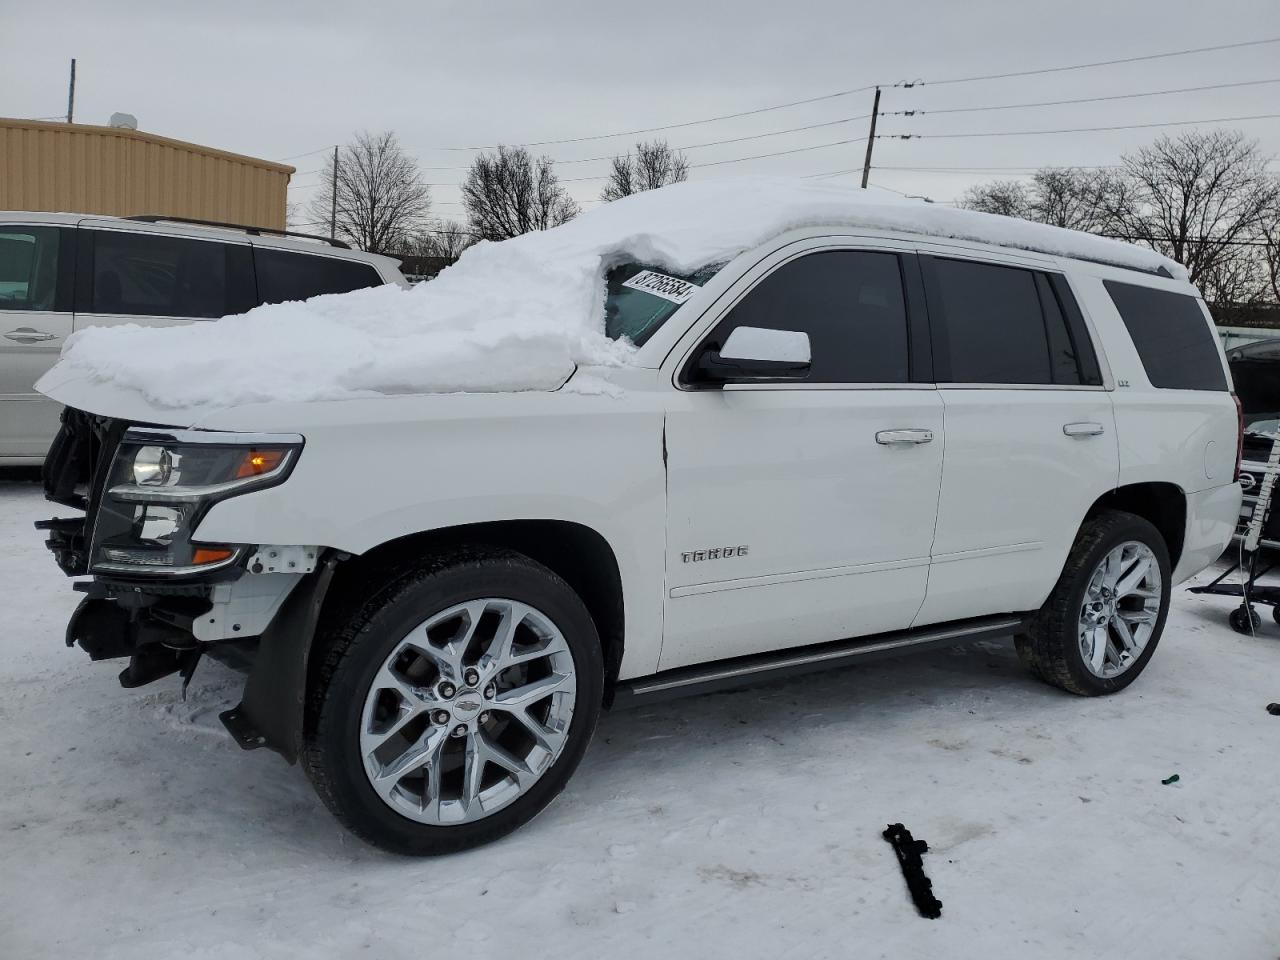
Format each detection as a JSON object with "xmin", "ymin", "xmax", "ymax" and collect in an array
[
  {"xmin": 254, "ymin": 248, "xmax": 381, "ymax": 305},
  {"xmin": 0, "ymin": 226, "xmax": 69, "ymax": 312},
  {"xmin": 1104, "ymin": 280, "xmax": 1227, "ymax": 391},
  {"xmin": 696, "ymin": 250, "xmax": 911, "ymax": 383},
  {"xmin": 90, "ymin": 231, "xmax": 254, "ymax": 319}
]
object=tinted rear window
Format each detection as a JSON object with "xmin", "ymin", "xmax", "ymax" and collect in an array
[
  {"xmin": 929, "ymin": 258, "xmax": 1051, "ymax": 384},
  {"xmin": 254, "ymin": 248, "xmax": 381, "ymax": 306},
  {"xmin": 1104, "ymin": 280, "xmax": 1226, "ymax": 391}
]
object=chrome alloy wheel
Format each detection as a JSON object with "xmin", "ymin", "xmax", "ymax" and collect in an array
[
  {"xmin": 359, "ymin": 598, "xmax": 577, "ymax": 825},
  {"xmin": 1078, "ymin": 541, "xmax": 1163, "ymax": 679}
]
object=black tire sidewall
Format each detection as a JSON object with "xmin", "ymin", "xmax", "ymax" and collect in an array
[
  {"xmin": 1057, "ymin": 515, "xmax": 1172, "ymax": 695},
  {"xmin": 308, "ymin": 556, "xmax": 603, "ymax": 855}
]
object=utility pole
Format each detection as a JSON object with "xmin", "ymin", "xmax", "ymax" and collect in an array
[
  {"xmin": 66, "ymin": 59, "xmax": 77, "ymax": 124},
  {"xmin": 329, "ymin": 145, "xmax": 339, "ymax": 240},
  {"xmin": 860, "ymin": 86, "xmax": 881, "ymax": 189}
]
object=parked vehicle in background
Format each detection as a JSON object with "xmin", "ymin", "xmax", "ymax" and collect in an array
[
  {"xmin": 0, "ymin": 213, "xmax": 407, "ymax": 463},
  {"xmin": 1226, "ymin": 337, "xmax": 1280, "ymax": 363},
  {"xmin": 35, "ymin": 183, "xmax": 1242, "ymax": 855},
  {"xmin": 1228, "ymin": 340, "xmax": 1280, "ymax": 552}
]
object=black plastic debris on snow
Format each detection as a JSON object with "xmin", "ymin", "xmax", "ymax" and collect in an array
[{"xmin": 883, "ymin": 823, "xmax": 942, "ymax": 919}]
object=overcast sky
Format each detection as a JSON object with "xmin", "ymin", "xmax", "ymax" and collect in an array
[{"xmin": 7, "ymin": 0, "xmax": 1279, "ymax": 223}]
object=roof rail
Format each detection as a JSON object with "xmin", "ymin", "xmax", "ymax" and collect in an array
[{"xmin": 125, "ymin": 215, "xmax": 351, "ymax": 249}]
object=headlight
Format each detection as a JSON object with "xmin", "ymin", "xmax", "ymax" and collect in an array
[{"xmin": 91, "ymin": 428, "xmax": 302, "ymax": 577}]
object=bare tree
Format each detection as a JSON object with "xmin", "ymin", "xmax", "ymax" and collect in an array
[
  {"xmin": 1105, "ymin": 130, "xmax": 1277, "ymax": 291},
  {"xmin": 960, "ymin": 179, "xmax": 1030, "ymax": 218},
  {"xmin": 1027, "ymin": 168, "xmax": 1122, "ymax": 233},
  {"xmin": 461, "ymin": 146, "xmax": 579, "ymax": 241},
  {"xmin": 403, "ymin": 219, "xmax": 478, "ymax": 266},
  {"xmin": 600, "ymin": 140, "xmax": 690, "ymax": 201},
  {"xmin": 307, "ymin": 131, "xmax": 430, "ymax": 254}
]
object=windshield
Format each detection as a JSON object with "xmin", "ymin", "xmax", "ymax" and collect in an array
[{"xmin": 604, "ymin": 262, "xmax": 723, "ymax": 346}]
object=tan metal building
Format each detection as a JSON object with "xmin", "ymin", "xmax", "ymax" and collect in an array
[{"xmin": 0, "ymin": 118, "xmax": 293, "ymax": 230}]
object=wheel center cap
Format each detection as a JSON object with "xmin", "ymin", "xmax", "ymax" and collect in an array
[{"xmin": 452, "ymin": 692, "xmax": 484, "ymax": 722}]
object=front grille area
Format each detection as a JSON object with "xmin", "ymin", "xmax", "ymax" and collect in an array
[{"xmin": 39, "ymin": 408, "xmax": 131, "ymax": 577}]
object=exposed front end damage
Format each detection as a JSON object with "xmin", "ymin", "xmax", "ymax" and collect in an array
[{"xmin": 38, "ymin": 407, "xmax": 329, "ymax": 761}]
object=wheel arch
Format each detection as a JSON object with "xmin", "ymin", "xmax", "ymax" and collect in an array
[
  {"xmin": 1084, "ymin": 481, "xmax": 1187, "ymax": 571},
  {"xmin": 318, "ymin": 519, "xmax": 627, "ymax": 697}
]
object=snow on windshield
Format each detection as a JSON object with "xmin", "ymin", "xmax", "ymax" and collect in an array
[{"xmin": 41, "ymin": 177, "xmax": 1185, "ymax": 409}]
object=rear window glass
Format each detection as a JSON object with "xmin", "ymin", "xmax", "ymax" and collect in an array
[
  {"xmin": 254, "ymin": 248, "xmax": 382, "ymax": 306},
  {"xmin": 930, "ymin": 258, "xmax": 1052, "ymax": 384},
  {"xmin": 1104, "ymin": 280, "xmax": 1227, "ymax": 391},
  {"xmin": 605, "ymin": 263, "xmax": 722, "ymax": 346}
]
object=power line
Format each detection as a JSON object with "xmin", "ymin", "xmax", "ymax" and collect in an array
[
  {"xmin": 881, "ymin": 112, "xmax": 1280, "ymax": 140},
  {"xmin": 410, "ymin": 87, "xmax": 879, "ymax": 152},
  {"xmin": 273, "ymin": 35, "xmax": 1280, "ymax": 166},
  {"xmin": 871, "ymin": 163, "xmax": 1119, "ymax": 172},
  {"xmin": 922, "ymin": 36, "xmax": 1280, "ymax": 87},
  {"xmin": 689, "ymin": 136, "xmax": 868, "ymax": 169},
  {"xmin": 892, "ymin": 78, "xmax": 1280, "ymax": 116}
]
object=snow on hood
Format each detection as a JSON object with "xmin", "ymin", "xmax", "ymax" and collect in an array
[{"xmin": 39, "ymin": 177, "xmax": 1183, "ymax": 410}]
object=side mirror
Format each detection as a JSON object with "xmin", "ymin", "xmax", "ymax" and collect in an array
[{"xmin": 697, "ymin": 326, "xmax": 812, "ymax": 384}]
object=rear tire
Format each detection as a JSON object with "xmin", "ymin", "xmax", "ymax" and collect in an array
[
  {"xmin": 1015, "ymin": 510, "xmax": 1171, "ymax": 696},
  {"xmin": 301, "ymin": 548, "xmax": 603, "ymax": 855}
]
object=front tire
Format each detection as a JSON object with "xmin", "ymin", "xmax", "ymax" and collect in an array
[
  {"xmin": 302, "ymin": 548, "xmax": 603, "ymax": 855},
  {"xmin": 1015, "ymin": 510, "xmax": 1171, "ymax": 696}
]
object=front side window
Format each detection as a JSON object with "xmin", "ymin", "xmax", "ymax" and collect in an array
[
  {"xmin": 696, "ymin": 250, "xmax": 911, "ymax": 383},
  {"xmin": 254, "ymin": 248, "xmax": 382, "ymax": 306},
  {"xmin": 91, "ymin": 231, "xmax": 252, "ymax": 319},
  {"xmin": 0, "ymin": 226, "xmax": 66, "ymax": 312},
  {"xmin": 1105, "ymin": 280, "xmax": 1228, "ymax": 391},
  {"xmin": 605, "ymin": 262, "xmax": 722, "ymax": 346}
]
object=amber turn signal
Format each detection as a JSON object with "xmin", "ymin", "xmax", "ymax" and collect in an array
[
  {"xmin": 235, "ymin": 449, "xmax": 287, "ymax": 479},
  {"xmin": 191, "ymin": 548, "xmax": 235, "ymax": 566}
]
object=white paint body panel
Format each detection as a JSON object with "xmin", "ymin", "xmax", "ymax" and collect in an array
[
  {"xmin": 915, "ymin": 387, "xmax": 1119, "ymax": 624},
  {"xmin": 40, "ymin": 226, "xmax": 1242, "ymax": 681},
  {"xmin": 662, "ymin": 386, "xmax": 943, "ymax": 670}
]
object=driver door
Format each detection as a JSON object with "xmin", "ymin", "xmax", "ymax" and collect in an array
[{"xmin": 660, "ymin": 245, "xmax": 944, "ymax": 670}]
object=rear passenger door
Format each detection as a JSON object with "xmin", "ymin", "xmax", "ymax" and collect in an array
[
  {"xmin": 73, "ymin": 224, "xmax": 256, "ymax": 333},
  {"xmin": 914, "ymin": 253, "xmax": 1118, "ymax": 626}
]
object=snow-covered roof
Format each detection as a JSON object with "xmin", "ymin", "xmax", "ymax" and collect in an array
[{"xmin": 41, "ymin": 177, "xmax": 1184, "ymax": 409}]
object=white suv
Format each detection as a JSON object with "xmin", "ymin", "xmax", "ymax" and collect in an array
[
  {"xmin": 0, "ymin": 213, "xmax": 406, "ymax": 463},
  {"xmin": 36, "ymin": 188, "xmax": 1242, "ymax": 854}
]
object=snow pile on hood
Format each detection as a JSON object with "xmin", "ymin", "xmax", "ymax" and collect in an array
[{"xmin": 42, "ymin": 176, "xmax": 1183, "ymax": 409}]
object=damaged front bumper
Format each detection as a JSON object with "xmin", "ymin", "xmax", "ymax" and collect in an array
[{"xmin": 38, "ymin": 407, "xmax": 334, "ymax": 762}]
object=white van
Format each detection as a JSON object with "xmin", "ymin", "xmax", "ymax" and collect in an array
[{"xmin": 0, "ymin": 212, "xmax": 406, "ymax": 462}]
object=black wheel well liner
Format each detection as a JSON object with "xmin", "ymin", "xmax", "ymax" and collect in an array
[
  {"xmin": 319, "ymin": 520, "xmax": 626, "ymax": 693},
  {"xmin": 1084, "ymin": 481, "xmax": 1186, "ymax": 570}
]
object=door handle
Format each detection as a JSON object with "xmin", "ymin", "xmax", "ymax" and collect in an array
[
  {"xmin": 4, "ymin": 327, "xmax": 57, "ymax": 344},
  {"xmin": 1063, "ymin": 421, "xmax": 1105, "ymax": 438},
  {"xmin": 876, "ymin": 429, "xmax": 934, "ymax": 445}
]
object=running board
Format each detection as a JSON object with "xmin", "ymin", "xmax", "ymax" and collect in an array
[{"xmin": 611, "ymin": 614, "xmax": 1028, "ymax": 708}]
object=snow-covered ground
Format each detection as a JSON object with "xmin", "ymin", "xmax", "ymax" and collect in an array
[{"xmin": 1, "ymin": 474, "xmax": 1277, "ymax": 960}]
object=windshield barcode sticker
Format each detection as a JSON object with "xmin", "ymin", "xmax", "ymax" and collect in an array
[{"xmin": 622, "ymin": 270, "xmax": 698, "ymax": 304}]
